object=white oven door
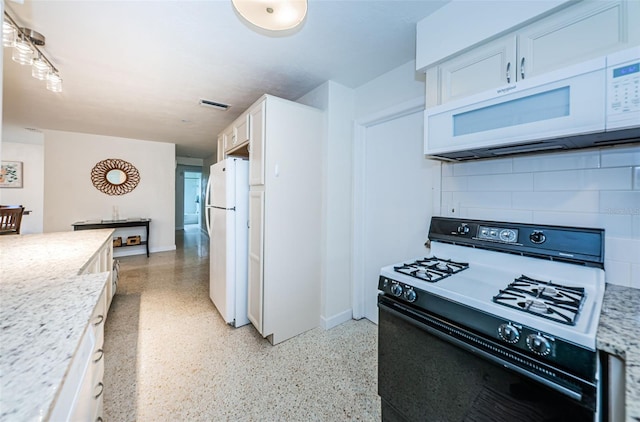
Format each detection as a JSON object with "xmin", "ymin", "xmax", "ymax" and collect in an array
[{"xmin": 424, "ymin": 57, "xmax": 606, "ymax": 157}]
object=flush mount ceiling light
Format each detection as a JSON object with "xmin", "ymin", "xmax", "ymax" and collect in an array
[
  {"xmin": 3, "ymin": 10, "xmax": 63, "ymax": 93},
  {"xmin": 231, "ymin": 0, "xmax": 308, "ymax": 31}
]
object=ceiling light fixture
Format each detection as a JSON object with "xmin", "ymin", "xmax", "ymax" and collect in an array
[
  {"xmin": 2, "ymin": 18, "xmax": 16, "ymax": 47},
  {"xmin": 3, "ymin": 10, "xmax": 62, "ymax": 93},
  {"xmin": 231, "ymin": 0, "xmax": 308, "ymax": 31}
]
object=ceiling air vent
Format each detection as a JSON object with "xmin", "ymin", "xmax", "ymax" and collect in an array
[{"xmin": 199, "ymin": 99, "xmax": 230, "ymax": 110}]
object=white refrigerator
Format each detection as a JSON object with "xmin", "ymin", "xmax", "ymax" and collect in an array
[{"xmin": 205, "ymin": 157, "xmax": 250, "ymax": 327}]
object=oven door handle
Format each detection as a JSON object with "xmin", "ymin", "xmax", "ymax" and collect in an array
[{"xmin": 379, "ymin": 300, "xmax": 584, "ymax": 402}]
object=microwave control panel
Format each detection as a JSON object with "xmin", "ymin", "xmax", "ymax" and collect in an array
[{"xmin": 607, "ymin": 49, "xmax": 640, "ymax": 128}]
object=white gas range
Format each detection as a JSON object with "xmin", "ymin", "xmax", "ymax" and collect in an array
[{"xmin": 377, "ymin": 217, "xmax": 606, "ymax": 422}]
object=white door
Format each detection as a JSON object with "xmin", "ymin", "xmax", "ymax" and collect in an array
[
  {"xmin": 247, "ymin": 189, "xmax": 264, "ymax": 334},
  {"xmin": 362, "ymin": 111, "xmax": 438, "ymax": 323}
]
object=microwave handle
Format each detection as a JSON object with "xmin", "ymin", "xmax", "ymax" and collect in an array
[
  {"xmin": 520, "ymin": 57, "xmax": 526, "ymax": 79},
  {"xmin": 506, "ymin": 62, "xmax": 511, "ymax": 83}
]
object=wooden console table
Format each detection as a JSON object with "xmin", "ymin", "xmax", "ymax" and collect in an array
[{"xmin": 72, "ymin": 218, "xmax": 151, "ymax": 257}]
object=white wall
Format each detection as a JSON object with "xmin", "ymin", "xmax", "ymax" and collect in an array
[
  {"xmin": 1, "ymin": 126, "xmax": 45, "ymax": 234},
  {"xmin": 0, "ymin": 141, "xmax": 45, "ymax": 234},
  {"xmin": 439, "ymin": 145, "xmax": 640, "ymax": 288},
  {"xmin": 43, "ymin": 129, "xmax": 176, "ymax": 254},
  {"xmin": 297, "ymin": 81, "xmax": 356, "ymax": 329},
  {"xmin": 355, "ymin": 60, "xmax": 425, "ymax": 120}
]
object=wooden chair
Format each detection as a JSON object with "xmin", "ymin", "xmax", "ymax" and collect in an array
[{"xmin": 0, "ymin": 205, "xmax": 25, "ymax": 235}]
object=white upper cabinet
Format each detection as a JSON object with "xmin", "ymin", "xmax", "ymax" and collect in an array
[
  {"xmin": 222, "ymin": 125, "xmax": 234, "ymax": 153},
  {"xmin": 234, "ymin": 113, "xmax": 249, "ymax": 146},
  {"xmin": 216, "ymin": 134, "xmax": 225, "ymax": 162},
  {"xmin": 518, "ymin": 0, "xmax": 640, "ymax": 79},
  {"xmin": 426, "ymin": 0, "xmax": 640, "ymax": 107},
  {"xmin": 429, "ymin": 34, "xmax": 516, "ymax": 106},
  {"xmin": 248, "ymin": 101, "xmax": 265, "ymax": 186},
  {"xmin": 225, "ymin": 113, "xmax": 249, "ymax": 153}
]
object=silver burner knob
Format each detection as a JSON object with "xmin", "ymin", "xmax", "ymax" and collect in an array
[
  {"xmin": 457, "ymin": 224, "xmax": 470, "ymax": 235},
  {"xmin": 390, "ymin": 283, "xmax": 403, "ymax": 297},
  {"xmin": 526, "ymin": 334, "xmax": 552, "ymax": 356},
  {"xmin": 530, "ymin": 230, "xmax": 546, "ymax": 244},
  {"xmin": 404, "ymin": 288, "xmax": 417, "ymax": 303},
  {"xmin": 497, "ymin": 323, "xmax": 520, "ymax": 343}
]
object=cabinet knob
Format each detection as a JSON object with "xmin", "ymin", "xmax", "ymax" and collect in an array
[
  {"xmin": 506, "ymin": 62, "xmax": 511, "ymax": 83},
  {"xmin": 520, "ymin": 57, "xmax": 526, "ymax": 79}
]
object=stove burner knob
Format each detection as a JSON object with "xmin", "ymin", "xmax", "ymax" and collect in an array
[
  {"xmin": 497, "ymin": 324, "xmax": 520, "ymax": 343},
  {"xmin": 390, "ymin": 283, "xmax": 403, "ymax": 297},
  {"xmin": 526, "ymin": 334, "xmax": 552, "ymax": 356},
  {"xmin": 404, "ymin": 288, "xmax": 417, "ymax": 303},
  {"xmin": 456, "ymin": 224, "xmax": 470, "ymax": 235},
  {"xmin": 529, "ymin": 230, "xmax": 546, "ymax": 244}
]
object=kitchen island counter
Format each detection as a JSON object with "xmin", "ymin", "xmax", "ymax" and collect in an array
[
  {"xmin": 597, "ymin": 284, "xmax": 640, "ymax": 422},
  {"xmin": 0, "ymin": 229, "xmax": 114, "ymax": 421}
]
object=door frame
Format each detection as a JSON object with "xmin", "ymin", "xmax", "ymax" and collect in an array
[
  {"xmin": 351, "ymin": 96, "xmax": 427, "ymax": 320},
  {"xmin": 175, "ymin": 164, "xmax": 203, "ymax": 231}
]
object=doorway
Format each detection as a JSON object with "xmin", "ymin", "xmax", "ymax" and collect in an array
[
  {"xmin": 183, "ymin": 171, "xmax": 202, "ymax": 231},
  {"xmin": 175, "ymin": 164, "xmax": 204, "ymax": 232}
]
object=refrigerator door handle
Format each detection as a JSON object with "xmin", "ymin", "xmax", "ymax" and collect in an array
[
  {"xmin": 205, "ymin": 175, "xmax": 212, "ymax": 234},
  {"xmin": 205, "ymin": 175, "xmax": 212, "ymax": 207},
  {"xmin": 205, "ymin": 207, "xmax": 211, "ymax": 235}
]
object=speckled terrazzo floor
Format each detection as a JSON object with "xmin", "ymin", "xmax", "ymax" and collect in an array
[{"xmin": 103, "ymin": 226, "xmax": 380, "ymax": 421}]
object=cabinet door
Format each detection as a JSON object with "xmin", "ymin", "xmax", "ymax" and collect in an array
[
  {"xmin": 234, "ymin": 113, "xmax": 249, "ymax": 145},
  {"xmin": 518, "ymin": 0, "xmax": 640, "ymax": 80},
  {"xmin": 249, "ymin": 101, "xmax": 265, "ymax": 186},
  {"xmin": 247, "ymin": 189, "xmax": 264, "ymax": 334},
  {"xmin": 223, "ymin": 126, "xmax": 235, "ymax": 153},
  {"xmin": 216, "ymin": 134, "xmax": 225, "ymax": 162},
  {"xmin": 438, "ymin": 34, "xmax": 516, "ymax": 104}
]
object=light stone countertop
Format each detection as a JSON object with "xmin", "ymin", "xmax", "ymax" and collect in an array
[
  {"xmin": 597, "ymin": 284, "xmax": 640, "ymax": 422},
  {"xmin": 0, "ymin": 229, "xmax": 114, "ymax": 421}
]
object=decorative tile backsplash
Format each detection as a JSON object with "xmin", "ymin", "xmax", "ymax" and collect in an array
[{"xmin": 439, "ymin": 144, "xmax": 640, "ymax": 288}]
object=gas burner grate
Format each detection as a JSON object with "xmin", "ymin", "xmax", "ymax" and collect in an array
[
  {"xmin": 394, "ymin": 257, "xmax": 469, "ymax": 283},
  {"xmin": 492, "ymin": 275, "xmax": 585, "ymax": 325}
]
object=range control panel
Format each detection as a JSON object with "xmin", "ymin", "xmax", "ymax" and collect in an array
[
  {"xmin": 428, "ymin": 217, "xmax": 605, "ymax": 267},
  {"xmin": 477, "ymin": 226, "xmax": 519, "ymax": 243}
]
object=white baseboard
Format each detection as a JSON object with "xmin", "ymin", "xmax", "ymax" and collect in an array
[
  {"xmin": 113, "ymin": 244, "xmax": 176, "ymax": 258},
  {"xmin": 320, "ymin": 309, "xmax": 353, "ymax": 330},
  {"xmin": 151, "ymin": 245, "xmax": 177, "ymax": 253}
]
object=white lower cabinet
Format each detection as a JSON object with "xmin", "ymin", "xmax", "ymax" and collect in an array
[
  {"xmin": 83, "ymin": 239, "xmax": 114, "ymax": 310},
  {"xmin": 50, "ymin": 286, "xmax": 107, "ymax": 421}
]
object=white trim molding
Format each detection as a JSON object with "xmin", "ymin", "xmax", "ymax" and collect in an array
[{"xmin": 351, "ymin": 96, "xmax": 425, "ymax": 320}]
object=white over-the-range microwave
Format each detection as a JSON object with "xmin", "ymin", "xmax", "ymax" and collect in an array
[{"xmin": 424, "ymin": 47, "xmax": 640, "ymax": 161}]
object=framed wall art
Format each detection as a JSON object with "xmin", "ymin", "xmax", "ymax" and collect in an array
[{"xmin": 0, "ymin": 161, "xmax": 23, "ymax": 188}]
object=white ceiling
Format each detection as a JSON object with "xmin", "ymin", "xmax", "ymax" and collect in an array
[{"xmin": 3, "ymin": 0, "xmax": 448, "ymax": 158}]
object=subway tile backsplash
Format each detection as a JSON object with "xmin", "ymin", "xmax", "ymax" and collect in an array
[{"xmin": 439, "ymin": 144, "xmax": 640, "ymax": 289}]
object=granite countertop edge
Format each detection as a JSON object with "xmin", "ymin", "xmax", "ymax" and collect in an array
[
  {"xmin": 0, "ymin": 229, "xmax": 114, "ymax": 421},
  {"xmin": 597, "ymin": 283, "xmax": 640, "ymax": 422}
]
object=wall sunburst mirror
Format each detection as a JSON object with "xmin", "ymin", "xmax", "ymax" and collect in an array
[{"xmin": 91, "ymin": 158, "xmax": 140, "ymax": 195}]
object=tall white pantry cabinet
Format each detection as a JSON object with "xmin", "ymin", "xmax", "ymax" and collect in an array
[{"xmin": 247, "ymin": 95, "xmax": 323, "ymax": 345}]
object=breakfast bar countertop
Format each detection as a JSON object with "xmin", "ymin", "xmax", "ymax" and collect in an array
[
  {"xmin": 0, "ymin": 229, "xmax": 114, "ymax": 421},
  {"xmin": 597, "ymin": 283, "xmax": 640, "ymax": 422}
]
